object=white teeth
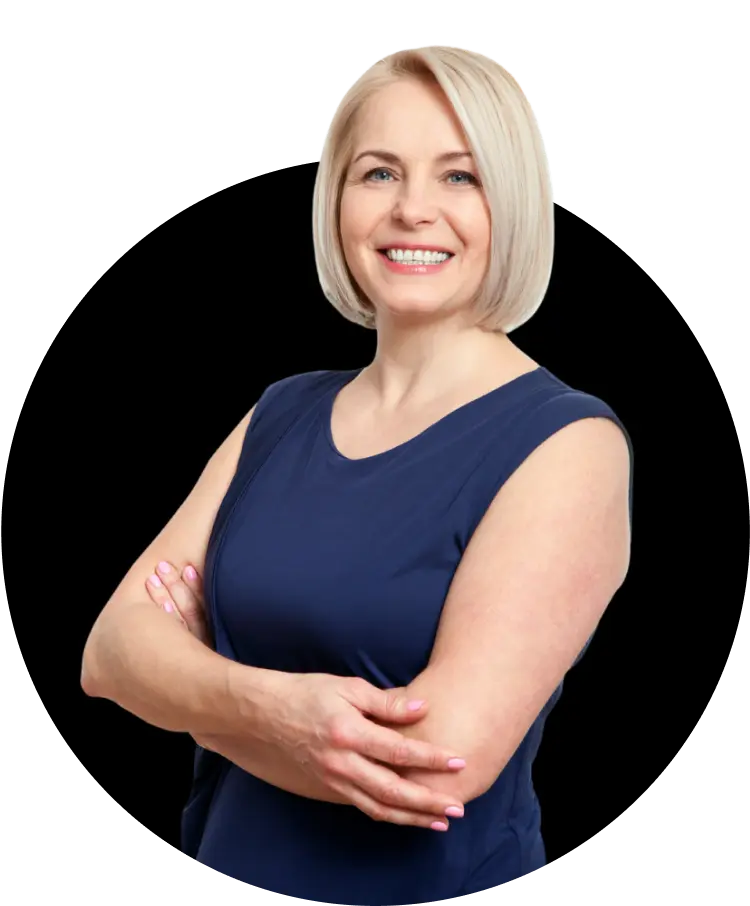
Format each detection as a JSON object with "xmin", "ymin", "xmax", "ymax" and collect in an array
[{"xmin": 384, "ymin": 248, "xmax": 450, "ymax": 264}]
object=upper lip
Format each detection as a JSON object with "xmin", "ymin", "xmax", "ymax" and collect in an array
[{"xmin": 378, "ymin": 243, "xmax": 454, "ymax": 255}]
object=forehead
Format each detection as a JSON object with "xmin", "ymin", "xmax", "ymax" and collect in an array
[{"xmin": 352, "ymin": 78, "xmax": 470, "ymax": 154}]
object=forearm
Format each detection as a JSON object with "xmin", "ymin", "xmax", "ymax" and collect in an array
[
  {"xmin": 81, "ymin": 599, "xmax": 278, "ymax": 736},
  {"xmin": 199, "ymin": 669, "xmax": 352, "ymax": 805},
  {"xmin": 196, "ymin": 731, "xmax": 351, "ymax": 805}
]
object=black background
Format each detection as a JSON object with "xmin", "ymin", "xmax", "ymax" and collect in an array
[{"xmin": 53, "ymin": 23, "xmax": 651, "ymax": 896}]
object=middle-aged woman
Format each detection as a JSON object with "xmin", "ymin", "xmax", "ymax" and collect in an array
[{"xmin": 82, "ymin": 46, "xmax": 633, "ymax": 903}]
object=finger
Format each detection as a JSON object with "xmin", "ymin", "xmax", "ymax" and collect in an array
[
  {"xmin": 145, "ymin": 572, "xmax": 173, "ymax": 610},
  {"xmin": 339, "ymin": 718, "xmax": 467, "ymax": 773},
  {"xmin": 331, "ymin": 750, "xmax": 465, "ymax": 820},
  {"xmin": 345, "ymin": 680, "xmax": 430, "ymax": 724},
  {"xmin": 155, "ymin": 561, "xmax": 205, "ymax": 634},
  {"xmin": 181, "ymin": 564, "xmax": 209, "ymax": 641},
  {"xmin": 182, "ymin": 564, "xmax": 204, "ymax": 601},
  {"xmin": 145, "ymin": 574, "xmax": 187, "ymax": 626},
  {"xmin": 330, "ymin": 775, "xmax": 452, "ymax": 831}
]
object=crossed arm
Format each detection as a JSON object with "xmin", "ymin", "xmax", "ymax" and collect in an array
[
  {"xmin": 391, "ymin": 416, "xmax": 632, "ymax": 804},
  {"xmin": 147, "ymin": 414, "xmax": 631, "ymax": 808}
]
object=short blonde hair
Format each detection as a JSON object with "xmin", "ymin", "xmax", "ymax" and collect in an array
[{"xmin": 312, "ymin": 46, "xmax": 554, "ymax": 334}]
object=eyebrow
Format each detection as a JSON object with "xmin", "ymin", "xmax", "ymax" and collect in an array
[{"xmin": 351, "ymin": 149, "xmax": 474, "ymax": 166}]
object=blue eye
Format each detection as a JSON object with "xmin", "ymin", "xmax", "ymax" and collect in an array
[
  {"xmin": 360, "ymin": 167, "xmax": 480, "ymax": 186},
  {"xmin": 364, "ymin": 168, "xmax": 393, "ymax": 182},
  {"xmin": 446, "ymin": 171, "xmax": 480, "ymax": 186}
]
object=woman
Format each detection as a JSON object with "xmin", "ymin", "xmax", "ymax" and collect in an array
[{"xmin": 81, "ymin": 46, "xmax": 633, "ymax": 903}]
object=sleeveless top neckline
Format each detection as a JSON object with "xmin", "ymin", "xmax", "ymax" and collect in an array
[{"xmin": 321, "ymin": 364, "xmax": 551, "ymax": 464}]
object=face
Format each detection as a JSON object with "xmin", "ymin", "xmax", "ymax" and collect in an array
[{"xmin": 339, "ymin": 77, "xmax": 491, "ymax": 328}]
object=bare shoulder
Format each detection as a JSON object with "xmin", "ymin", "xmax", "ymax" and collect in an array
[
  {"xmin": 517, "ymin": 414, "xmax": 632, "ymax": 486},
  {"xmin": 472, "ymin": 413, "xmax": 632, "ymax": 583},
  {"xmin": 426, "ymin": 414, "xmax": 631, "ymax": 694},
  {"xmin": 493, "ymin": 414, "xmax": 631, "ymax": 526}
]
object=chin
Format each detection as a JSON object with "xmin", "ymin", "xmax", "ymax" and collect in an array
[{"xmin": 376, "ymin": 297, "xmax": 453, "ymax": 321}]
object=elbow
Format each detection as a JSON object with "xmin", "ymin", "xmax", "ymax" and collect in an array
[
  {"xmin": 431, "ymin": 739, "xmax": 511, "ymax": 805},
  {"xmin": 467, "ymin": 762, "xmax": 508, "ymax": 804},
  {"xmin": 453, "ymin": 757, "xmax": 501, "ymax": 806},
  {"xmin": 80, "ymin": 659, "xmax": 100, "ymax": 697},
  {"xmin": 397, "ymin": 748, "xmax": 496, "ymax": 807},
  {"xmin": 80, "ymin": 627, "xmax": 107, "ymax": 698}
]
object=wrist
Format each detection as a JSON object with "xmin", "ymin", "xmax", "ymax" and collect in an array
[{"xmin": 223, "ymin": 662, "xmax": 293, "ymax": 742}]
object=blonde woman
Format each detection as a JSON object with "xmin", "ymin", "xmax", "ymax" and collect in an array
[{"xmin": 81, "ymin": 46, "xmax": 633, "ymax": 903}]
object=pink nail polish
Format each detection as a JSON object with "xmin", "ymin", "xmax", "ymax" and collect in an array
[
  {"xmin": 148, "ymin": 574, "xmax": 162, "ymax": 587},
  {"xmin": 447, "ymin": 758, "xmax": 466, "ymax": 769},
  {"xmin": 407, "ymin": 700, "xmax": 425, "ymax": 711},
  {"xmin": 157, "ymin": 561, "xmax": 171, "ymax": 574},
  {"xmin": 445, "ymin": 806, "xmax": 464, "ymax": 818},
  {"xmin": 164, "ymin": 601, "xmax": 174, "ymax": 613},
  {"xmin": 431, "ymin": 821, "xmax": 448, "ymax": 832},
  {"xmin": 184, "ymin": 565, "xmax": 197, "ymax": 581}
]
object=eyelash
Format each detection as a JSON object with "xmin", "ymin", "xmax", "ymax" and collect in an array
[{"xmin": 362, "ymin": 167, "xmax": 481, "ymax": 187}]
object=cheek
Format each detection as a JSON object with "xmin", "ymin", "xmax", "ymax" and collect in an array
[
  {"xmin": 339, "ymin": 198, "xmax": 358, "ymax": 266},
  {"xmin": 459, "ymin": 202, "xmax": 491, "ymax": 258},
  {"xmin": 339, "ymin": 191, "xmax": 369, "ymax": 244},
  {"xmin": 340, "ymin": 189, "xmax": 390, "ymax": 245},
  {"xmin": 442, "ymin": 191, "xmax": 490, "ymax": 249}
]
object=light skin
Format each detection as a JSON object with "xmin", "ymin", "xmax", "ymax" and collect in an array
[
  {"xmin": 85, "ymin": 70, "xmax": 630, "ymax": 827},
  {"xmin": 145, "ymin": 563, "xmax": 468, "ymax": 828},
  {"xmin": 336, "ymin": 75, "xmax": 539, "ymax": 444},
  {"xmin": 330, "ymin": 76, "xmax": 630, "ymax": 807},
  {"xmin": 81, "ymin": 423, "xmax": 470, "ymax": 832},
  {"xmin": 344, "ymin": 76, "xmax": 629, "ymax": 801},
  {"xmin": 152, "ymin": 409, "xmax": 631, "ymax": 810}
]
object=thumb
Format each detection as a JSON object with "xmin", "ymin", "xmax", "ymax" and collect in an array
[{"xmin": 361, "ymin": 684, "xmax": 429, "ymax": 723}]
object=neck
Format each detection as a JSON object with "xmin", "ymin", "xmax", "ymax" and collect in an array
[{"xmin": 362, "ymin": 314, "xmax": 522, "ymax": 410}]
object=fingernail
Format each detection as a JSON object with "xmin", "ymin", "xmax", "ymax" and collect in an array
[
  {"xmin": 157, "ymin": 561, "xmax": 171, "ymax": 574},
  {"xmin": 445, "ymin": 806, "xmax": 464, "ymax": 818},
  {"xmin": 431, "ymin": 821, "xmax": 448, "ymax": 832},
  {"xmin": 447, "ymin": 758, "xmax": 466, "ymax": 769},
  {"xmin": 148, "ymin": 574, "xmax": 162, "ymax": 587},
  {"xmin": 184, "ymin": 565, "xmax": 197, "ymax": 581},
  {"xmin": 406, "ymin": 700, "xmax": 425, "ymax": 711},
  {"xmin": 164, "ymin": 601, "xmax": 174, "ymax": 613}
]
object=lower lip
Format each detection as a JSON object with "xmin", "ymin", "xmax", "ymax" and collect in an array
[{"xmin": 378, "ymin": 251, "xmax": 454, "ymax": 274}]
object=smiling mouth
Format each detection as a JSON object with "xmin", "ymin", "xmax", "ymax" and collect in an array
[
  {"xmin": 375, "ymin": 248, "xmax": 455, "ymax": 275},
  {"xmin": 376, "ymin": 249, "xmax": 455, "ymax": 264}
]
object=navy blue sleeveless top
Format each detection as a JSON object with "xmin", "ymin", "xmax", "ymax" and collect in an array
[{"xmin": 184, "ymin": 365, "xmax": 634, "ymax": 903}]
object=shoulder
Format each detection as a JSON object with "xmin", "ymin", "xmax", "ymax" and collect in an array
[
  {"xmin": 481, "ymin": 379, "xmax": 634, "ymax": 563},
  {"xmin": 449, "ymin": 396, "xmax": 634, "ymax": 631},
  {"xmin": 258, "ymin": 368, "xmax": 339, "ymax": 405},
  {"xmin": 247, "ymin": 369, "xmax": 343, "ymax": 433},
  {"xmin": 491, "ymin": 383, "xmax": 633, "ymax": 570},
  {"xmin": 515, "ymin": 410, "xmax": 632, "ymax": 506},
  {"xmin": 504, "ymin": 394, "xmax": 631, "ymax": 500},
  {"xmin": 257, "ymin": 371, "xmax": 341, "ymax": 410},
  {"xmin": 505, "ymin": 376, "xmax": 634, "ymax": 493}
]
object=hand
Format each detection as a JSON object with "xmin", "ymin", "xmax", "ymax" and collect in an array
[
  {"xmin": 146, "ymin": 562, "xmax": 467, "ymax": 830},
  {"xmin": 145, "ymin": 560, "xmax": 210, "ymax": 645},
  {"xmin": 218, "ymin": 669, "xmax": 468, "ymax": 830}
]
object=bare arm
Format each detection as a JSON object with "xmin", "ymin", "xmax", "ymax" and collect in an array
[
  {"xmin": 83, "ymin": 400, "xmax": 468, "ymax": 828},
  {"xmin": 151, "ymin": 561, "xmax": 469, "ymax": 820},
  {"xmin": 80, "ymin": 404, "xmax": 277, "ymax": 735},
  {"xmin": 196, "ymin": 732, "xmax": 352, "ymax": 805},
  {"xmin": 388, "ymin": 417, "xmax": 632, "ymax": 805}
]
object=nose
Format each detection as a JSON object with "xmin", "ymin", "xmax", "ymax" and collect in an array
[{"xmin": 391, "ymin": 174, "xmax": 439, "ymax": 227}]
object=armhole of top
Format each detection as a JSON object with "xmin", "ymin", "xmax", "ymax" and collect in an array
[
  {"xmin": 504, "ymin": 388, "xmax": 634, "ymax": 525},
  {"xmin": 233, "ymin": 369, "xmax": 335, "ymax": 478}
]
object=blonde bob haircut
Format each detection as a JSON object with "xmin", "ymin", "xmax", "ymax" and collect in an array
[{"xmin": 312, "ymin": 46, "xmax": 554, "ymax": 334}]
